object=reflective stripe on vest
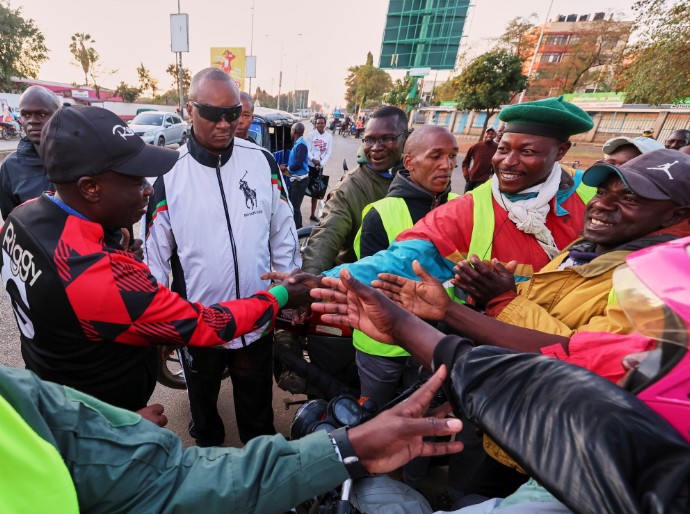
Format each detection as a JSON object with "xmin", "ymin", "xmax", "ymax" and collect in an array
[
  {"xmin": 0, "ymin": 395, "xmax": 79, "ymax": 514},
  {"xmin": 353, "ymin": 194, "xmax": 458, "ymax": 357},
  {"xmin": 467, "ymin": 170, "xmax": 597, "ymax": 274},
  {"xmin": 466, "ymin": 180, "xmax": 495, "ymax": 261}
]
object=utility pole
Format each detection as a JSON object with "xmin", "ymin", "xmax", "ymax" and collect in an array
[
  {"xmin": 177, "ymin": 1, "xmax": 183, "ymax": 115},
  {"xmin": 277, "ymin": 42, "xmax": 283, "ymax": 111},
  {"xmin": 248, "ymin": 0, "xmax": 255, "ymax": 94}
]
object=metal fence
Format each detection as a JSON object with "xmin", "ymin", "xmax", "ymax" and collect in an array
[{"xmin": 412, "ymin": 106, "xmax": 690, "ymax": 144}]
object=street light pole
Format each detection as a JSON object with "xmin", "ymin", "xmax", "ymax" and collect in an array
[
  {"xmin": 248, "ymin": 0, "xmax": 255, "ymax": 94},
  {"xmin": 177, "ymin": 1, "xmax": 183, "ymax": 115},
  {"xmin": 170, "ymin": 0, "xmax": 188, "ymax": 117},
  {"xmin": 277, "ymin": 42, "xmax": 284, "ymax": 111}
]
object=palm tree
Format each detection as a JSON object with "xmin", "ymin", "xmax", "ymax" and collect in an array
[{"xmin": 69, "ymin": 33, "xmax": 99, "ymax": 86}]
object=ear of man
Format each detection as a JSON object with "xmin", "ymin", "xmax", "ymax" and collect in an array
[
  {"xmin": 76, "ymin": 176, "xmax": 102, "ymax": 204},
  {"xmin": 661, "ymin": 206, "xmax": 690, "ymax": 228},
  {"xmin": 555, "ymin": 141, "xmax": 573, "ymax": 161}
]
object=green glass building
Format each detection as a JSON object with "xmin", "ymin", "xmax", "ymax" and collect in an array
[{"xmin": 379, "ymin": 0, "xmax": 470, "ymax": 70}]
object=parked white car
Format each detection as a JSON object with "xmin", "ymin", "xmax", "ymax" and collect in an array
[{"xmin": 129, "ymin": 111, "xmax": 188, "ymax": 146}]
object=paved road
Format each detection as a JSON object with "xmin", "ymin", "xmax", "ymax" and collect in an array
[
  {"xmin": 0, "ymin": 138, "xmax": 19, "ymax": 152},
  {"xmin": 0, "ymin": 123, "xmax": 466, "ymax": 449}
]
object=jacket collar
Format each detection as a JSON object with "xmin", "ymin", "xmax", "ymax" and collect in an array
[
  {"xmin": 388, "ymin": 168, "xmax": 453, "ymax": 204},
  {"xmin": 186, "ymin": 128, "xmax": 234, "ymax": 168},
  {"xmin": 562, "ymin": 224, "xmax": 690, "ymax": 277},
  {"xmin": 16, "ymin": 137, "xmax": 43, "ymax": 165}
]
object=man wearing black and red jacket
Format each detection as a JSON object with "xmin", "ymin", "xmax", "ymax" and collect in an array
[{"xmin": 0, "ymin": 105, "xmax": 307, "ymax": 421}]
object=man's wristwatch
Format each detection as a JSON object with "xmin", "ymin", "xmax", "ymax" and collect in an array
[{"xmin": 328, "ymin": 426, "xmax": 371, "ymax": 480}]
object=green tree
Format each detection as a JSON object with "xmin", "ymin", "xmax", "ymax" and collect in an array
[
  {"xmin": 69, "ymin": 33, "xmax": 99, "ymax": 86},
  {"xmin": 0, "ymin": 2, "xmax": 48, "ymax": 90},
  {"xmin": 114, "ymin": 81, "xmax": 142, "ymax": 103},
  {"xmin": 496, "ymin": 14, "xmax": 538, "ymax": 62},
  {"xmin": 614, "ymin": 0, "xmax": 690, "ymax": 104},
  {"xmin": 345, "ymin": 52, "xmax": 393, "ymax": 114},
  {"xmin": 449, "ymin": 50, "xmax": 528, "ymax": 140},
  {"xmin": 384, "ymin": 76, "xmax": 420, "ymax": 111},
  {"xmin": 137, "ymin": 62, "xmax": 159, "ymax": 99},
  {"xmin": 165, "ymin": 63, "xmax": 191, "ymax": 98},
  {"xmin": 255, "ymin": 87, "xmax": 277, "ymax": 109}
]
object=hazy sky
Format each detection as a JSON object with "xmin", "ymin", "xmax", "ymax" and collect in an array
[{"xmin": 20, "ymin": 0, "xmax": 634, "ymax": 109}]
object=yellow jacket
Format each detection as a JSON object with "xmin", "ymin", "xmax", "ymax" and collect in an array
[{"xmin": 488, "ymin": 248, "xmax": 632, "ymax": 337}]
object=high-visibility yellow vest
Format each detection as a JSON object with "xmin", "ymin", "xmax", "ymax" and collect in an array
[
  {"xmin": 466, "ymin": 171, "xmax": 597, "ymax": 263},
  {"xmin": 0, "ymin": 395, "xmax": 79, "ymax": 514},
  {"xmin": 353, "ymin": 194, "xmax": 458, "ymax": 357}
]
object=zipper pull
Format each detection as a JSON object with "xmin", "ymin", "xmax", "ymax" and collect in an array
[{"xmin": 217, "ymin": 154, "xmax": 222, "ymax": 170}]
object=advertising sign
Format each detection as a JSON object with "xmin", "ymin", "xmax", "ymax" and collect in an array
[
  {"xmin": 170, "ymin": 14, "xmax": 189, "ymax": 53},
  {"xmin": 210, "ymin": 47, "xmax": 246, "ymax": 90},
  {"xmin": 562, "ymin": 92, "xmax": 626, "ymax": 109}
]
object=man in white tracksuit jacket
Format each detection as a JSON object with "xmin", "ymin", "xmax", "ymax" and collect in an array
[{"xmin": 144, "ymin": 68, "xmax": 300, "ymax": 446}]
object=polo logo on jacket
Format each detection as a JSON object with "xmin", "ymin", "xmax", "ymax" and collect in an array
[{"xmin": 239, "ymin": 171, "xmax": 258, "ymax": 210}]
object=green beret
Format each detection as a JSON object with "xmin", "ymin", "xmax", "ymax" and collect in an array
[{"xmin": 499, "ymin": 96, "xmax": 594, "ymax": 141}]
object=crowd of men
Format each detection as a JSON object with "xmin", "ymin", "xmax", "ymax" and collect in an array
[{"xmin": 1, "ymin": 73, "xmax": 690, "ymax": 513}]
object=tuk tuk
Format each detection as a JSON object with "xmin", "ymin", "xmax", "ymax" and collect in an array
[{"xmin": 249, "ymin": 107, "xmax": 297, "ymax": 160}]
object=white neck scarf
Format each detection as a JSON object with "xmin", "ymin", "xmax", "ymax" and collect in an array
[{"xmin": 491, "ymin": 162, "xmax": 562, "ymax": 259}]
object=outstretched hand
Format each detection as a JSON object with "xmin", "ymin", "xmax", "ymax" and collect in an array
[
  {"xmin": 348, "ymin": 365, "xmax": 463, "ymax": 473},
  {"xmin": 452, "ymin": 256, "xmax": 517, "ymax": 307},
  {"xmin": 262, "ymin": 270, "xmax": 323, "ymax": 289},
  {"xmin": 310, "ymin": 269, "xmax": 402, "ymax": 344},
  {"xmin": 373, "ymin": 260, "xmax": 449, "ymax": 321},
  {"xmin": 263, "ymin": 270, "xmax": 324, "ymax": 309}
]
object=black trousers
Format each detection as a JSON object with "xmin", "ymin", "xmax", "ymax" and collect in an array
[
  {"xmin": 179, "ymin": 334, "xmax": 276, "ymax": 446},
  {"xmin": 288, "ymin": 177, "xmax": 310, "ymax": 229}
]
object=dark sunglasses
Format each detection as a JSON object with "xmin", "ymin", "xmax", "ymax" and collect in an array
[{"xmin": 189, "ymin": 101, "xmax": 243, "ymax": 123}]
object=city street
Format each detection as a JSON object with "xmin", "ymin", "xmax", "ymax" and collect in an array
[{"xmin": 0, "ymin": 122, "xmax": 466, "ymax": 449}]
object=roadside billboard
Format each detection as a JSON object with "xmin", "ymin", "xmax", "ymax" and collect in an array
[
  {"xmin": 210, "ymin": 47, "xmax": 246, "ymax": 90},
  {"xmin": 379, "ymin": 0, "xmax": 470, "ymax": 70}
]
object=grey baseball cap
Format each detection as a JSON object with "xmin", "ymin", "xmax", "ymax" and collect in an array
[
  {"xmin": 603, "ymin": 136, "xmax": 664, "ymax": 156},
  {"xmin": 583, "ymin": 149, "xmax": 690, "ymax": 206}
]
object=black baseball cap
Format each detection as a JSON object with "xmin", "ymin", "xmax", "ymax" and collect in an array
[
  {"xmin": 42, "ymin": 105, "xmax": 179, "ymax": 183},
  {"xmin": 583, "ymin": 149, "xmax": 690, "ymax": 207}
]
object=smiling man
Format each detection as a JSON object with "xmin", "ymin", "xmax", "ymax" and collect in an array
[
  {"xmin": 311, "ymin": 96, "xmax": 595, "ymax": 289},
  {"xmin": 0, "ymin": 86, "xmax": 60, "ymax": 220},
  {"xmin": 144, "ymin": 68, "xmax": 300, "ymax": 447},
  {"xmin": 301, "ymin": 106, "xmax": 409, "ymax": 274}
]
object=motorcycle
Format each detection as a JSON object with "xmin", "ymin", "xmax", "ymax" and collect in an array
[
  {"xmin": 341, "ymin": 123, "xmax": 357, "ymax": 139},
  {"xmin": 0, "ymin": 121, "xmax": 24, "ymax": 140}
]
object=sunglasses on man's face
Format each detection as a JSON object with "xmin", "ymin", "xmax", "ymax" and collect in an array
[{"xmin": 190, "ymin": 101, "xmax": 243, "ymax": 123}]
